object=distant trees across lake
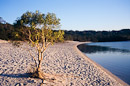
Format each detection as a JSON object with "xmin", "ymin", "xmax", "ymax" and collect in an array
[
  {"xmin": 64, "ymin": 29, "xmax": 130, "ymax": 42},
  {"xmin": 0, "ymin": 17, "xmax": 130, "ymax": 42}
]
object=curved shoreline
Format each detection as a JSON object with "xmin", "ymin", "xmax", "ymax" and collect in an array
[{"xmin": 74, "ymin": 41, "xmax": 128, "ymax": 86}]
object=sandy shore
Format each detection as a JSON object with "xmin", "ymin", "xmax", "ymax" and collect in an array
[{"xmin": 0, "ymin": 40, "xmax": 128, "ymax": 86}]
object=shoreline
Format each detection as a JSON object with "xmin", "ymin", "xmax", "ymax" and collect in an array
[{"xmin": 74, "ymin": 41, "xmax": 128, "ymax": 86}]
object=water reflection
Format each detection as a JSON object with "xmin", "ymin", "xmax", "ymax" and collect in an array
[
  {"xmin": 78, "ymin": 44, "xmax": 130, "ymax": 54},
  {"xmin": 78, "ymin": 42, "xmax": 130, "ymax": 85}
]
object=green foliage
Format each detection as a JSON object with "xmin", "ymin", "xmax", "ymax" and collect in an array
[
  {"xmin": 54, "ymin": 30, "xmax": 64, "ymax": 42},
  {"xmin": 14, "ymin": 11, "xmax": 64, "ymax": 44}
]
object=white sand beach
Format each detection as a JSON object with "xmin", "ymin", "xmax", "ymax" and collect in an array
[{"xmin": 0, "ymin": 40, "xmax": 128, "ymax": 86}]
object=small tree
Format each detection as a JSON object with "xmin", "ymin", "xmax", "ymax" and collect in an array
[{"xmin": 15, "ymin": 11, "xmax": 64, "ymax": 79}]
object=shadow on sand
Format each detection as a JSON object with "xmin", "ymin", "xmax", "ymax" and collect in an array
[{"xmin": 0, "ymin": 73, "xmax": 32, "ymax": 78}]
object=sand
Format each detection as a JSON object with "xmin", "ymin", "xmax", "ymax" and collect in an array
[{"xmin": 0, "ymin": 40, "xmax": 128, "ymax": 86}]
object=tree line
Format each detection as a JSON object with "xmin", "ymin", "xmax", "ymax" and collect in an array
[
  {"xmin": 0, "ymin": 17, "xmax": 130, "ymax": 42},
  {"xmin": 64, "ymin": 29, "xmax": 130, "ymax": 42}
]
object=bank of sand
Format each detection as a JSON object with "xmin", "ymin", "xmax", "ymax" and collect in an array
[{"xmin": 0, "ymin": 40, "xmax": 128, "ymax": 86}]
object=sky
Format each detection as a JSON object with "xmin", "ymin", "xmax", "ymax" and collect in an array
[{"xmin": 0, "ymin": 0, "xmax": 130, "ymax": 31}]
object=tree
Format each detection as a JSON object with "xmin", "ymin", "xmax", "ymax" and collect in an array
[{"xmin": 15, "ymin": 11, "xmax": 64, "ymax": 79}]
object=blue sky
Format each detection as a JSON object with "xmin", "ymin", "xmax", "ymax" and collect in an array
[{"xmin": 0, "ymin": 0, "xmax": 130, "ymax": 31}]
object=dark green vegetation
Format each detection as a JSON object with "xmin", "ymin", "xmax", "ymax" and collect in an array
[
  {"xmin": 0, "ymin": 19, "xmax": 14, "ymax": 40},
  {"xmin": 64, "ymin": 29, "xmax": 130, "ymax": 42},
  {"xmin": 0, "ymin": 17, "xmax": 130, "ymax": 42}
]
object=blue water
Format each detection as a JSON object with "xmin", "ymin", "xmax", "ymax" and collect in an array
[{"xmin": 78, "ymin": 41, "xmax": 130, "ymax": 85}]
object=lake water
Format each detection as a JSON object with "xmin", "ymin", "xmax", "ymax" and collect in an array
[{"xmin": 78, "ymin": 41, "xmax": 130, "ymax": 85}]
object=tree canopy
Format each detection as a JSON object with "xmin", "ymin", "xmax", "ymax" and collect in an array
[{"xmin": 13, "ymin": 11, "xmax": 64, "ymax": 43}]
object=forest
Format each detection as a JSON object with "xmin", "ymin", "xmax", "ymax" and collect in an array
[
  {"xmin": 0, "ymin": 17, "xmax": 130, "ymax": 42},
  {"xmin": 64, "ymin": 29, "xmax": 130, "ymax": 42}
]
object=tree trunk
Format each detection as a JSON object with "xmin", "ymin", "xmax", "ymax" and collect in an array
[
  {"xmin": 37, "ymin": 60, "xmax": 44, "ymax": 79},
  {"xmin": 37, "ymin": 52, "xmax": 44, "ymax": 79}
]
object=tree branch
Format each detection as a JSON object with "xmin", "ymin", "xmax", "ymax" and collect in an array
[
  {"xmin": 29, "ymin": 50, "xmax": 38, "ymax": 68},
  {"xmin": 28, "ymin": 29, "xmax": 40, "ymax": 50}
]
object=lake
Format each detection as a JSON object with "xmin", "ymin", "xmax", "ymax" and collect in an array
[{"xmin": 78, "ymin": 41, "xmax": 130, "ymax": 85}]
